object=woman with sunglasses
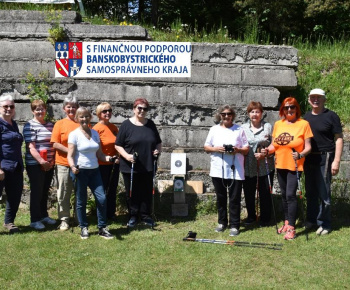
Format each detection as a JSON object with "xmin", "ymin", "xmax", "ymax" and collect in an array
[
  {"xmin": 241, "ymin": 101, "xmax": 275, "ymax": 227},
  {"xmin": 204, "ymin": 105, "xmax": 249, "ymax": 236},
  {"xmin": 115, "ymin": 98, "xmax": 162, "ymax": 228},
  {"xmin": 0, "ymin": 95, "xmax": 23, "ymax": 234},
  {"xmin": 262, "ymin": 97, "xmax": 313, "ymax": 240},
  {"xmin": 93, "ymin": 102, "xmax": 120, "ymax": 222}
]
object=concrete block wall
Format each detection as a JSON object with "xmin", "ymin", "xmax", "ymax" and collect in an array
[{"xmin": 1, "ymin": 10, "xmax": 348, "ymax": 194}]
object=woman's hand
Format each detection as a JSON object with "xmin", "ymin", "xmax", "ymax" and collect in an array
[
  {"xmin": 40, "ymin": 161, "xmax": 52, "ymax": 171},
  {"xmin": 71, "ymin": 166, "xmax": 79, "ymax": 175},
  {"xmin": 254, "ymin": 152, "xmax": 266, "ymax": 160},
  {"xmin": 291, "ymin": 150, "xmax": 299, "ymax": 161},
  {"xmin": 0, "ymin": 169, "xmax": 5, "ymax": 181}
]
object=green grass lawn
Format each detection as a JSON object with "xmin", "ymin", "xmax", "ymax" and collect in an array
[{"xmin": 1, "ymin": 205, "xmax": 349, "ymax": 289}]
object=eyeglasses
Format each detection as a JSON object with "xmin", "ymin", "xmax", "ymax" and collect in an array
[
  {"xmin": 101, "ymin": 109, "xmax": 112, "ymax": 114},
  {"xmin": 220, "ymin": 112, "xmax": 233, "ymax": 117},
  {"xmin": 283, "ymin": 105, "xmax": 296, "ymax": 111},
  {"xmin": 2, "ymin": 105, "xmax": 15, "ymax": 110},
  {"xmin": 35, "ymin": 108, "xmax": 46, "ymax": 112},
  {"xmin": 137, "ymin": 106, "xmax": 148, "ymax": 112}
]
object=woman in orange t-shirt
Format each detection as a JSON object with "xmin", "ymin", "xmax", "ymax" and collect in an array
[
  {"xmin": 93, "ymin": 102, "xmax": 120, "ymax": 221},
  {"xmin": 50, "ymin": 97, "xmax": 80, "ymax": 231},
  {"xmin": 262, "ymin": 97, "xmax": 313, "ymax": 240}
]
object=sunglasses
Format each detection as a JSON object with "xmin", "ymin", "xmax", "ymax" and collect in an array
[
  {"xmin": 101, "ymin": 109, "xmax": 112, "ymax": 114},
  {"xmin": 220, "ymin": 112, "xmax": 233, "ymax": 117},
  {"xmin": 283, "ymin": 105, "xmax": 296, "ymax": 110},
  {"xmin": 137, "ymin": 106, "xmax": 148, "ymax": 112},
  {"xmin": 3, "ymin": 105, "xmax": 15, "ymax": 110}
]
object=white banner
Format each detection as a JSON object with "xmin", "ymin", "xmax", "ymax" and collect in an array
[{"xmin": 55, "ymin": 41, "xmax": 192, "ymax": 78}]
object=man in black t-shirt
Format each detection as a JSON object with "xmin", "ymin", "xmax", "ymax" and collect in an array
[{"xmin": 304, "ymin": 88, "xmax": 343, "ymax": 235}]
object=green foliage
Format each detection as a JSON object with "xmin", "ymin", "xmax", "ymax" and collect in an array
[
  {"xmin": 195, "ymin": 195, "xmax": 217, "ymax": 216},
  {"xmin": 45, "ymin": 10, "xmax": 67, "ymax": 45},
  {"xmin": 22, "ymin": 72, "xmax": 51, "ymax": 104}
]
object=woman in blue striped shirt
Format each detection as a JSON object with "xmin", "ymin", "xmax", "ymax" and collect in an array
[{"xmin": 23, "ymin": 100, "xmax": 56, "ymax": 230}]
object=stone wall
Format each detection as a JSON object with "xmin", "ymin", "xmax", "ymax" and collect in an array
[{"xmin": 0, "ymin": 10, "xmax": 348, "ymax": 196}]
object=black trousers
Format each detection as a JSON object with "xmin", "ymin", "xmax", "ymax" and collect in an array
[
  {"xmin": 212, "ymin": 177, "xmax": 242, "ymax": 229},
  {"xmin": 122, "ymin": 171, "xmax": 153, "ymax": 220},
  {"xmin": 26, "ymin": 164, "xmax": 54, "ymax": 222},
  {"xmin": 0, "ymin": 165, "xmax": 23, "ymax": 224},
  {"xmin": 243, "ymin": 171, "xmax": 274, "ymax": 223},
  {"xmin": 99, "ymin": 164, "xmax": 120, "ymax": 219},
  {"xmin": 277, "ymin": 169, "xmax": 298, "ymax": 227}
]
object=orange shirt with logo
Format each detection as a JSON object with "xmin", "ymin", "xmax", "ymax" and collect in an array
[
  {"xmin": 92, "ymin": 122, "xmax": 119, "ymax": 165},
  {"xmin": 50, "ymin": 118, "xmax": 80, "ymax": 166},
  {"xmin": 272, "ymin": 119, "xmax": 313, "ymax": 171}
]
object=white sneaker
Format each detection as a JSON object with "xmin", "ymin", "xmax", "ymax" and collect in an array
[
  {"xmin": 30, "ymin": 221, "xmax": 45, "ymax": 230},
  {"xmin": 316, "ymin": 226, "xmax": 330, "ymax": 235},
  {"xmin": 41, "ymin": 217, "xmax": 57, "ymax": 225},
  {"xmin": 59, "ymin": 221, "xmax": 69, "ymax": 231}
]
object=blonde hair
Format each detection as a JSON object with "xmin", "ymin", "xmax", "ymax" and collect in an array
[{"xmin": 96, "ymin": 102, "xmax": 112, "ymax": 119}]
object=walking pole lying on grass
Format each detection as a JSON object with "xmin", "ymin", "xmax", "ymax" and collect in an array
[
  {"xmin": 183, "ymin": 231, "xmax": 283, "ymax": 251},
  {"xmin": 264, "ymin": 156, "xmax": 278, "ymax": 234},
  {"xmin": 129, "ymin": 152, "xmax": 138, "ymax": 198},
  {"xmin": 292, "ymin": 149, "xmax": 308, "ymax": 241}
]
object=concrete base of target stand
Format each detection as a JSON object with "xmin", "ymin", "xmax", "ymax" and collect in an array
[{"xmin": 171, "ymin": 203, "xmax": 188, "ymax": 216}]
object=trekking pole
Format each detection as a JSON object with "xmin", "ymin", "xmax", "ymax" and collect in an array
[
  {"xmin": 264, "ymin": 156, "xmax": 278, "ymax": 234},
  {"xmin": 71, "ymin": 165, "xmax": 79, "ymax": 233},
  {"xmin": 183, "ymin": 231, "xmax": 283, "ymax": 251},
  {"xmin": 105, "ymin": 156, "xmax": 118, "ymax": 195},
  {"xmin": 292, "ymin": 149, "xmax": 308, "ymax": 241},
  {"xmin": 255, "ymin": 145, "xmax": 261, "ymax": 222},
  {"xmin": 151, "ymin": 154, "xmax": 159, "ymax": 225},
  {"xmin": 129, "ymin": 152, "xmax": 138, "ymax": 198}
]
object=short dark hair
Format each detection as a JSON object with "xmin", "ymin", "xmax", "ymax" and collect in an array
[
  {"xmin": 246, "ymin": 101, "xmax": 263, "ymax": 113},
  {"xmin": 214, "ymin": 105, "xmax": 236, "ymax": 123}
]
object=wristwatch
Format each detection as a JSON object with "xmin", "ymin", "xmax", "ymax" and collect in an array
[{"xmin": 299, "ymin": 153, "xmax": 305, "ymax": 159}]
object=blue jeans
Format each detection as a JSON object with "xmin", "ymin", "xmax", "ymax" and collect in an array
[
  {"xmin": 74, "ymin": 168, "xmax": 107, "ymax": 229},
  {"xmin": 304, "ymin": 155, "xmax": 332, "ymax": 229}
]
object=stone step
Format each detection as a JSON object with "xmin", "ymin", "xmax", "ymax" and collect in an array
[{"xmin": 0, "ymin": 10, "xmax": 81, "ymax": 23}]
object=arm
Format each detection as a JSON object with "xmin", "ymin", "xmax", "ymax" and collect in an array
[
  {"xmin": 204, "ymin": 145, "xmax": 225, "ymax": 154},
  {"xmin": 53, "ymin": 142, "xmax": 68, "ymax": 153},
  {"xmin": 235, "ymin": 146, "xmax": 249, "ymax": 156},
  {"xmin": 332, "ymin": 133, "xmax": 343, "ymax": 176},
  {"xmin": 67, "ymin": 143, "xmax": 79, "ymax": 174},
  {"xmin": 27, "ymin": 142, "xmax": 52, "ymax": 170},
  {"xmin": 96, "ymin": 144, "xmax": 113, "ymax": 163},
  {"xmin": 153, "ymin": 143, "xmax": 162, "ymax": 157},
  {"xmin": 115, "ymin": 145, "xmax": 135, "ymax": 163}
]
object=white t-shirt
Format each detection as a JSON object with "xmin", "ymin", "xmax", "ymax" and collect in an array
[
  {"xmin": 68, "ymin": 128, "xmax": 100, "ymax": 169},
  {"xmin": 204, "ymin": 124, "xmax": 248, "ymax": 180}
]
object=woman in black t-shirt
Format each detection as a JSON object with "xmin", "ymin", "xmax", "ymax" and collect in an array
[{"xmin": 116, "ymin": 98, "xmax": 162, "ymax": 228}]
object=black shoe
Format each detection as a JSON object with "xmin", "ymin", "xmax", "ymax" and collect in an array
[
  {"xmin": 127, "ymin": 216, "xmax": 137, "ymax": 228},
  {"xmin": 80, "ymin": 227, "xmax": 89, "ymax": 239},
  {"xmin": 142, "ymin": 217, "xmax": 155, "ymax": 227},
  {"xmin": 98, "ymin": 227, "xmax": 114, "ymax": 239},
  {"xmin": 244, "ymin": 218, "xmax": 256, "ymax": 226},
  {"xmin": 259, "ymin": 221, "xmax": 270, "ymax": 228}
]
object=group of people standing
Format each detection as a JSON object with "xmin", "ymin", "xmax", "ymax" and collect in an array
[
  {"xmin": 205, "ymin": 89, "xmax": 343, "ymax": 240},
  {"xmin": 0, "ymin": 96, "xmax": 161, "ymax": 239},
  {"xmin": 0, "ymin": 89, "xmax": 343, "ymax": 241}
]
